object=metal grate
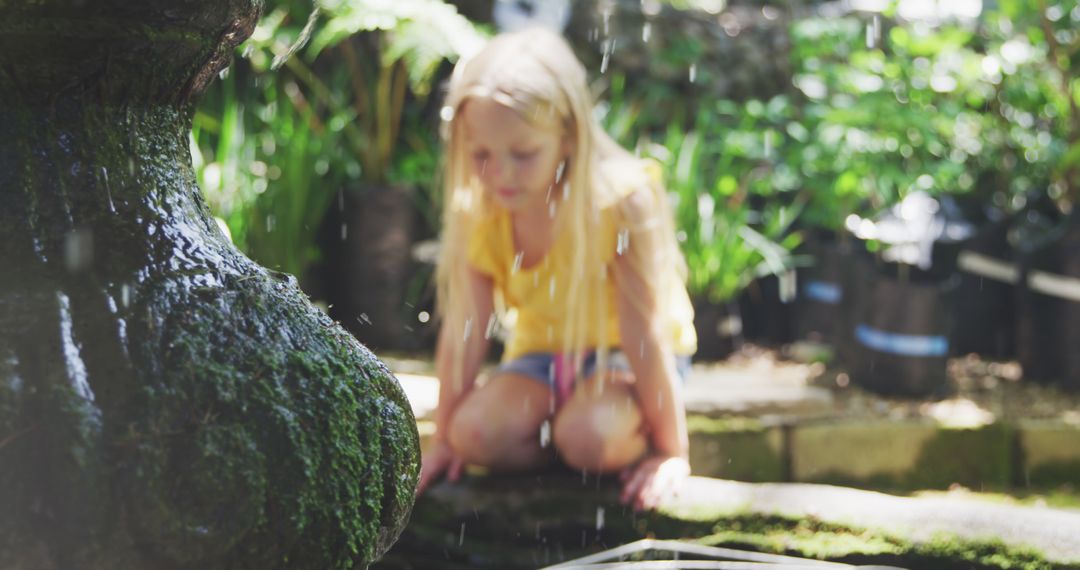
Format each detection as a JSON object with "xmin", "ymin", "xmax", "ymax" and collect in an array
[{"xmin": 540, "ymin": 539, "xmax": 909, "ymax": 570}]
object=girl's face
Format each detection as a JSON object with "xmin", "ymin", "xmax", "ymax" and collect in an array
[{"xmin": 461, "ymin": 97, "xmax": 568, "ymax": 212}]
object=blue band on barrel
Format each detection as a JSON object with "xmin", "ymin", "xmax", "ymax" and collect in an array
[
  {"xmin": 855, "ymin": 324, "xmax": 948, "ymax": 357},
  {"xmin": 803, "ymin": 280, "xmax": 842, "ymax": 304}
]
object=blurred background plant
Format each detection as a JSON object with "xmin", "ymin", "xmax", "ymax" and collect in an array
[
  {"xmin": 192, "ymin": 0, "xmax": 485, "ymax": 281},
  {"xmin": 191, "ymin": 0, "xmax": 1080, "ymax": 372}
]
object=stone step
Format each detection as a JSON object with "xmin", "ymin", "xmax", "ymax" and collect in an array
[{"xmin": 396, "ymin": 370, "xmax": 1080, "ymax": 491}]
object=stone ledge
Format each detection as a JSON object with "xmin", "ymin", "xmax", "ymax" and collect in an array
[
  {"xmin": 789, "ymin": 420, "xmax": 1013, "ymax": 490},
  {"xmin": 1019, "ymin": 420, "xmax": 1080, "ymax": 488}
]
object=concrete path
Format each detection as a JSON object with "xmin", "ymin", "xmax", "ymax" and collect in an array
[{"xmin": 672, "ymin": 477, "xmax": 1080, "ymax": 565}]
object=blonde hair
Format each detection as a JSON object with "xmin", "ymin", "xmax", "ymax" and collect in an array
[{"xmin": 436, "ymin": 27, "xmax": 686, "ymax": 381}]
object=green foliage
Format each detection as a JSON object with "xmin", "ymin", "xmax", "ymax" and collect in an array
[
  {"xmin": 789, "ymin": 13, "xmax": 1004, "ymax": 231},
  {"xmin": 599, "ymin": 83, "xmax": 803, "ymax": 303},
  {"xmin": 984, "ymin": 0, "xmax": 1080, "ymax": 209},
  {"xmin": 193, "ymin": 0, "xmax": 485, "ymax": 278}
]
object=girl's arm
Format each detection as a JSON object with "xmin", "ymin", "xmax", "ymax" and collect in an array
[
  {"xmin": 614, "ymin": 261, "xmax": 689, "ymax": 462},
  {"xmin": 432, "ymin": 266, "xmax": 495, "ymax": 443},
  {"xmin": 611, "ymin": 186, "xmax": 691, "ymax": 510},
  {"xmin": 612, "ymin": 189, "xmax": 689, "ymax": 461},
  {"xmin": 419, "ymin": 266, "xmax": 494, "ymax": 493}
]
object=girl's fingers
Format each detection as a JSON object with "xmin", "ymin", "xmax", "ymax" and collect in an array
[
  {"xmin": 623, "ymin": 465, "xmax": 654, "ymax": 508},
  {"xmin": 633, "ymin": 471, "xmax": 659, "ymax": 511},
  {"xmin": 447, "ymin": 456, "xmax": 464, "ymax": 482}
]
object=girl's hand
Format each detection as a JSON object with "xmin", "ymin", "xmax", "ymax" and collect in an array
[
  {"xmin": 417, "ymin": 440, "xmax": 464, "ymax": 494},
  {"xmin": 619, "ymin": 455, "xmax": 690, "ymax": 511}
]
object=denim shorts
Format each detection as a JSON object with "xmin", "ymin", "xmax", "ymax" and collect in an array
[{"xmin": 492, "ymin": 350, "xmax": 692, "ymax": 391}]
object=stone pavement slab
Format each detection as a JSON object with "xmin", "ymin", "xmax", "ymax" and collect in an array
[{"xmin": 670, "ymin": 477, "xmax": 1080, "ymax": 565}]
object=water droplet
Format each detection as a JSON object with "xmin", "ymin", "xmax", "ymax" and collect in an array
[
  {"xmin": 642, "ymin": 22, "xmax": 652, "ymax": 42},
  {"xmin": 418, "ymin": 311, "xmax": 431, "ymax": 323},
  {"xmin": 459, "ymin": 523, "xmax": 466, "ymax": 546},
  {"xmin": 595, "ymin": 506, "xmax": 605, "ymax": 531},
  {"xmin": 463, "ymin": 318, "xmax": 473, "ymax": 341},
  {"xmin": 600, "ymin": 39, "xmax": 615, "ymax": 74},
  {"xmin": 338, "ymin": 190, "xmax": 344, "ymax": 212},
  {"xmin": 549, "ymin": 277, "xmax": 556, "ymax": 299},
  {"xmin": 340, "ymin": 223, "xmax": 347, "ymax": 241},
  {"xmin": 265, "ymin": 215, "xmax": 275, "ymax": 232},
  {"xmin": 219, "ymin": 66, "xmax": 231, "ymax": 80},
  {"xmin": 121, "ymin": 284, "xmax": 132, "ymax": 308},
  {"xmin": 689, "ymin": 64, "xmax": 697, "ymax": 83},
  {"xmin": 549, "ymin": 202, "xmax": 556, "ymax": 218},
  {"xmin": 616, "ymin": 229, "xmax": 630, "ymax": 255},
  {"xmin": 358, "ymin": 313, "xmax": 372, "ymax": 325},
  {"xmin": 512, "ymin": 251, "xmax": 524, "ymax": 273},
  {"xmin": 99, "ymin": 167, "xmax": 116, "ymax": 213},
  {"xmin": 539, "ymin": 419, "xmax": 551, "ymax": 448},
  {"xmin": 64, "ymin": 228, "xmax": 94, "ymax": 273},
  {"xmin": 866, "ymin": 15, "xmax": 881, "ymax": 49},
  {"xmin": 556, "ymin": 161, "xmax": 566, "ymax": 183}
]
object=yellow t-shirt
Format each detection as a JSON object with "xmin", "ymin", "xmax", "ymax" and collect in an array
[{"xmin": 466, "ymin": 165, "xmax": 697, "ymax": 361}]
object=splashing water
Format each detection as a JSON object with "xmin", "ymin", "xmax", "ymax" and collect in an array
[
  {"xmin": 64, "ymin": 228, "xmax": 94, "ymax": 273},
  {"xmin": 867, "ymin": 15, "xmax": 882, "ymax": 49},
  {"xmin": 58, "ymin": 292, "xmax": 94, "ymax": 403},
  {"xmin": 539, "ymin": 419, "xmax": 551, "ymax": 448},
  {"xmin": 100, "ymin": 166, "xmax": 116, "ymax": 213},
  {"xmin": 600, "ymin": 39, "xmax": 615, "ymax": 74},
  {"xmin": 616, "ymin": 229, "xmax": 630, "ymax": 255}
]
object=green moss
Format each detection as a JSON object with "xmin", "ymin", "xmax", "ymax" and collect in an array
[
  {"xmin": 803, "ymin": 422, "xmax": 1014, "ymax": 491},
  {"xmin": 685, "ymin": 515, "xmax": 1063, "ymax": 570},
  {"xmin": 1026, "ymin": 461, "xmax": 1080, "ymax": 489},
  {"xmin": 686, "ymin": 415, "xmax": 769, "ymax": 434},
  {"xmin": 687, "ymin": 415, "xmax": 785, "ymax": 481},
  {"xmin": 1, "ymin": 11, "xmax": 419, "ymax": 565},
  {"xmin": 116, "ymin": 272, "xmax": 420, "ymax": 568}
]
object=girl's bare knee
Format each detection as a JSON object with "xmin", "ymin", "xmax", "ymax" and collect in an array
[
  {"xmin": 554, "ymin": 407, "xmax": 644, "ymax": 473},
  {"xmin": 448, "ymin": 407, "xmax": 497, "ymax": 465}
]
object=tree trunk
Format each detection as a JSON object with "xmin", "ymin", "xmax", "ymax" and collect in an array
[{"xmin": 0, "ymin": 2, "xmax": 419, "ymax": 568}]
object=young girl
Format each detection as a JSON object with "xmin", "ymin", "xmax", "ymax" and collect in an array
[{"xmin": 418, "ymin": 27, "xmax": 698, "ymax": 511}]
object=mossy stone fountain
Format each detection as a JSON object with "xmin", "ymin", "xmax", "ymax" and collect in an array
[{"xmin": 0, "ymin": 2, "xmax": 420, "ymax": 568}]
